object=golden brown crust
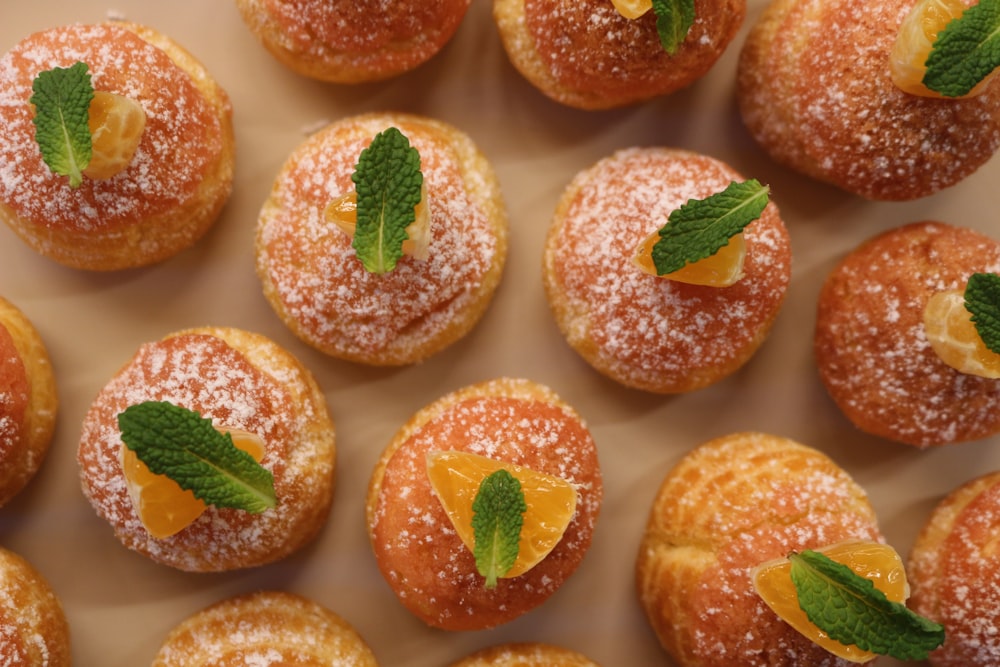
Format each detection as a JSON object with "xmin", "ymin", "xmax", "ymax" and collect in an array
[
  {"xmin": 152, "ymin": 590, "xmax": 377, "ymax": 666},
  {"xmin": 908, "ymin": 472, "xmax": 1000, "ymax": 667},
  {"xmin": 255, "ymin": 111, "xmax": 508, "ymax": 366},
  {"xmin": 0, "ymin": 21, "xmax": 234, "ymax": 270},
  {"xmin": 542, "ymin": 147, "xmax": 790, "ymax": 394},
  {"xmin": 235, "ymin": 0, "xmax": 471, "ymax": 83},
  {"xmin": 494, "ymin": 0, "xmax": 745, "ymax": 109},
  {"xmin": 635, "ymin": 432, "xmax": 882, "ymax": 667},
  {"xmin": 737, "ymin": 0, "xmax": 1000, "ymax": 201},
  {"xmin": 77, "ymin": 326, "xmax": 335, "ymax": 572},
  {"xmin": 366, "ymin": 378, "xmax": 602, "ymax": 630},
  {"xmin": 0, "ymin": 548, "xmax": 71, "ymax": 667},
  {"xmin": 0, "ymin": 297, "xmax": 57, "ymax": 507},
  {"xmin": 814, "ymin": 221, "xmax": 1000, "ymax": 447},
  {"xmin": 447, "ymin": 642, "xmax": 601, "ymax": 666}
]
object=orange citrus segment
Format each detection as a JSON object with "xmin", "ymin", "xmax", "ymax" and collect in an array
[
  {"xmin": 923, "ymin": 289, "xmax": 1000, "ymax": 379},
  {"xmin": 83, "ymin": 91, "xmax": 146, "ymax": 180},
  {"xmin": 752, "ymin": 541, "xmax": 910, "ymax": 663},
  {"xmin": 426, "ymin": 450, "xmax": 578, "ymax": 579},
  {"xmin": 633, "ymin": 230, "xmax": 746, "ymax": 286},
  {"xmin": 120, "ymin": 428, "xmax": 266, "ymax": 539},
  {"xmin": 324, "ymin": 182, "xmax": 430, "ymax": 261},
  {"xmin": 611, "ymin": 0, "xmax": 652, "ymax": 19}
]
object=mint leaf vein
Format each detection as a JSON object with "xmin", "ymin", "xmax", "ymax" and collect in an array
[
  {"xmin": 471, "ymin": 469, "xmax": 525, "ymax": 588},
  {"xmin": 965, "ymin": 272, "xmax": 1000, "ymax": 354},
  {"xmin": 29, "ymin": 61, "xmax": 94, "ymax": 188},
  {"xmin": 924, "ymin": 0, "xmax": 1000, "ymax": 97},
  {"xmin": 651, "ymin": 0, "xmax": 695, "ymax": 55}
]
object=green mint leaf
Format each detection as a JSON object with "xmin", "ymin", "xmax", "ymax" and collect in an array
[
  {"xmin": 29, "ymin": 61, "xmax": 94, "ymax": 188},
  {"xmin": 965, "ymin": 272, "xmax": 1000, "ymax": 354},
  {"xmin": 650, "ymin": 179, "xmax": 769, "ymax": 276},
  {"xmin": 651, "ymin": 0, "xmax": 695, "ymax": 55},
  {"xmin": 117, "ymin": 401, "xmax": 276, "ymax": 513},
  {"xmin": 471, "ymin": 469, "xmax": 526, "ymax": 589},
  {"xmin": 350, "ymin": 126, "xmax": 423, "ymax": 274},
  {"xmin": 924, "ymin": 0, "xmax": 1000, "ymax": 97},
  {"xmin": 790, "ymin": 550, "xmax": 945, "ymax": 661}
]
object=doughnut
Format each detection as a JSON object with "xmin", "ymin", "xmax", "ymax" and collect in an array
[
  {"xmin": 635, "ymin": 432, "xmax": 883, "ymax": 666},
  {"xmin": 814, "ymin": 221, "xmax": 1000, "ymax": 447},
  {"xmin": 0, "ymin": 297, "xmax": 57, "ymax": 507},
  {"xmin": 908, "ymin": 471, "xmax": 1000, "ymax": 666},
  {"xmin": 0, "ymin": 21, "xmax": 235, "ymax": 270},
  {"xmin": 737, "ymin": 0, "xmax": 1000, "ymax": 201},
  {"xmin": 366, "ymin": 377, "xmax": 602, "ymax": 630},
  {"xmin": 493, "ymin": 0, "xmax": 746, "ymax": 109},
  {"xmin": 0, "ymin": 547, "xmax": 70, "ymax": 666},
  {"xmin": 542, "ymin": 147, "xmax": 791, "ymax": 394},
  {"xmin": 255, "ymin": 111, "xmax": 508, "ymax": 366},
  {"xmin": 151, "ymin": 590, "xmax": 377, "ymax": 666},
  {"xmin": 234, "ymin": 0, "xmax": 472, "ymax": 83},
  {"xmin": 447, "ymin": 642, "xmax": 600, "ymax": 666},
  {"xmin": 77, "ymin": 326, "xmax": 335, "ymax": 572}
]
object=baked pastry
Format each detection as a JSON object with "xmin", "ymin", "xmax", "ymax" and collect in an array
[
  {"xmin": 908, "ymin": 470, "xmax": 1000, "ymax": 666},
  {"xmin": 255, "ymin": 111, "xmax": 508, "ymax": 366},
  {"xmin": 447, "ymin": 642, "xmax": 600, "ymax": 666},
  {"xmin": 366, "ymin": 377, "xmax": 602, "ymax": 630},
  {"xmin": 77, "ymin": 326, "xmax": 335, "ymax": 572},
  {"xmin": 151, "ymin": 590, "xmax": 378, "ymax": 666},
  {"xmin": 0, "ymin": 297, "xmax": 57, "ymax": 507},
  {"xmin": 635, "ymin": 431, "xmax": 884, "ymax": 666},
  {"xmin": 737, "ymin": 0, "xmax": 1000, "ymax": 201},
  {"xmin": 234, "ymin": 0, "xmax": 472, "ymax": 83},
  {"xmin": 0, "ymin": 547, "xmax": 71, "ymax": 666},
  {"xmin": 542, "ymin": 147, "xmax": 791, "ymax": 393},
  {"xmin": 814, "ymin": 221, "xmax": 1000, "ymax": 447},
  {"xmin": 493, "ymin": 0, "xmax": 746, "ymax": 109},
  {"xmin": 0, "ymin": 21, "xmax": 234, "ymax": 270}
]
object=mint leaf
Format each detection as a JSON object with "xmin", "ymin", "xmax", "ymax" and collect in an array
[
  {"xmin": 29, "ymin": 61, "xmax": 94, "ymax": 188},
  {"xmin": 790, "ymin": 550, "xmax": 945, "ymax": 661},
  {"xmin": 471, "ymin": 469, "xmax": 526, "ymax": 589},
  {"xmin": 117, "ymin": 401, "xmax": 276, "ymax": 513},
  {"xmin": 966, "ymin": 272, "xmax": 1000, "ymax": 354},
  {"xmin": 351, "ymin": 126, "xmax": 423, "ymax": 274},
  {"xmin": 924, "ymin": 0, "xmax": 1000, "ymax": 97},
  {"xmin": 651, "ymin": 0, "xmax": 695, "ymax": 55},
  {"xmin": 650, "ymin": 179, "xmax": 769, "ymax": 276}
]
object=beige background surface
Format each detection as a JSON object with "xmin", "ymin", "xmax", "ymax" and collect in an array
[{"xmin": 2, "ymin": 1, "xmax": 999, "ymax": 665}]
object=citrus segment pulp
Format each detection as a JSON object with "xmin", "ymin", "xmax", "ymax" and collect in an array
[
  {"xmin": 924, "ymin": 289, "xmax": 1000, "ymax": 378},
  {"xmin": 611, "ymin": 0, "xmax": 653, "ymax": 19},
  {"xmin": 83, "ymin": 91, "xmax": 146, "ymax": 179},
  {"xmin": 324, "ymin": 182, "xmax": 431, "ymax": 260},
  {"xmin": 633, "ymin": 230, "xmax": 746, "ymax": 286}
]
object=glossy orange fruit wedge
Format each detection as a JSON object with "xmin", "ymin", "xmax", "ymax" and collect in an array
[
  {"xmin": 325, "ymin": 182, "xmax": 430, "ymax": 261},
  {"xmin": 611, "ymin": 0, "xmax": 652, "ymax": 19},
  {"xmin": 923, "ymin": 288, "xmax": 1000, "ymax": 378},
  {"xmin": 633, "ymin": 230, "xmax": 746, "ymax": 286},
  {"xmin": 83, "ymin": 91, "xmax": 146, "ymax": 180}
]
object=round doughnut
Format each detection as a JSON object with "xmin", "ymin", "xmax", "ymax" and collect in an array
[
  {"xmin": 908, "ymin": 471, "xmax": 1000, "ymax": 667},
  {"xmin": 77, "ymin": 326, "xmax": 335, "ymax": 572},
  {"xmin": 542, "ymin": 147, "xmax": 791, "ymax": 394},
  {"xmin": 635, "ymin": 432, "xmax": 883, "ymax": 666},
  {"xmin": 366, "ymin": 377, "xmax": 602, "ymax": 631},
  {"xmin": 737, "ymin": 0, "xmax": 1000, "ymax": 201},
  {"xmin": 493, "ymin": 0, "xmax": 746, "ymax": 109},
  {"xmin": 234, "ymin": 0, "xmax": 472, "ymax": 83},
  {"xmin": 447, "ymin": 642, "xmax": 600, "ymax": 666},
  {"xmin": 814, "ymin": 221, "xmax": 1000, "ymax": 447},
  {"xmin": 0, "ymin": 297, "xmax": 57, "ymax": 507},
  {"xmin": 152, "ymin": 590, "xmax": 377, "ymax": 666},
  {"xmin": 0, "ymin": 21, "xmax": 235, "ymax": 270},
  {"xmin": 0, "ymin": 547, "xmax": 70, "ymax": 667},
  {"xmin": 255, "ymin": 111, "xmax": 508, "ymax": 366}
]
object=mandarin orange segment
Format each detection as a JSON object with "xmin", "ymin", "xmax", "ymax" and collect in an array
[
  {"xmin": 633, "ymin": 230, "xmax": 746, "ymax": 286},
  {"xmin": 426, "ymin": 450, "xmax": 578, "ymax": 579},
  {"xmin": 923, "ymin": 289, "xmax": 1000, "ymax": 379},
  {"xmin": 324, "ymin": 182, "xmax": 431, "ymax": 260},
  {"xmin": 752, "ymin": 541, "xmax": 909, "ymax": 664},
  {"xmin": 120, "ymin": 428, "xmax": 266, "ymax": 539},
  {"xmin": 611, "ymin": 0, "xmax": 652, "ymax": 19},
  {"xmin": 83, "ymin": 91, "xmax": 146, "ymax": 180}
]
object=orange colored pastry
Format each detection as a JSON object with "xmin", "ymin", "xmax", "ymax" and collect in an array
[
  {"xmin": 255, "ymin": 111, "xmax": 508, "ymax": 366},
  {"xmin": 0, "ymin": 547, "xmax": 71, "ymax": 666},
  {"xmin": 77, "ymin": 326, "xmax": 335, "ymax": 572},
  {"xmin": 908, "ymin": 471, "xmax": 1000, "ymax": 666},
  {"xmin": 493, "ymin": 0, "xmax": 746, "ymax": 109},
  {"xmin": 152, "ymin": 590, "xmax": 378, "ymax": 666},
  {"xmin": 542, "ymin": 147, "xmax": 791, "ymax": 393},
  {"xmin": 635, "ymin": 432, "xmax": 884, "ymax": 666},
  {"xmin": 366, "ymin": 378, "xmax": 602, "ymax": 631},
  {"xmin": 448, "ymin": 642, "xmax": 600, "ymax": 666},
  {"xmin": 814, "ymin": 221, "xmax": 1000, "ymax": 447},
  {"xmin": 0, "ymin": 21, "xmax": 234, "ymax": 270},
  {"xmin": 0, "ymin": 297, "xmax": 57, "ymax": 507},
  {"xmin": 737, "ymin": 0, "xmax": 1000, "ymax": 201},
  {"xmin": 234, "ymin": 0, "xmax": 471, "ymax": 83}
]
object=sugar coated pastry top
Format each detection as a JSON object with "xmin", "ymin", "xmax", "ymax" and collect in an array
[
  {"xmin": 447, "ymin": 642, "xmax": 601, "ymax": 666},
  {"xmin": 0, "ymin": 547, "xmax": 71, "ymax": 667}
]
